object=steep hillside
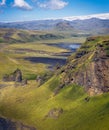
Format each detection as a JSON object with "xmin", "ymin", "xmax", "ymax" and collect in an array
[
  {"xmin": 0, "ymin": 36, "xmax": 109, "ymax": 130},
  {"xmin": 56, "ymin": 36, "xmax": 109, "ymax": 96}
]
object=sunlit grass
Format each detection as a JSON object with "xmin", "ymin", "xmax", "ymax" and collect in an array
[{"xmin": 0, "ymin": 77, "xmax": 109, "ymax": 130}]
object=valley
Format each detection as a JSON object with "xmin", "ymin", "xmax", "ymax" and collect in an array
[
  {"xmin": 0, "ymin": 28, "xmax": 85, "ymax": 79},
  {"xmin": 0, "ymin": 0, "xmax": 109, "ymax": 129},
  {"xmin": 0, "ymin": 24, "xmax": 109, "ymax": 130}
]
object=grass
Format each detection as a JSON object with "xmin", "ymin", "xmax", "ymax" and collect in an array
[
  {"xmin": 0, "ymin": 52, "xmax": 47, "ymax": 79},
  {"xmin": 0, "ymin": 28, "xmax": 86, "ymax": 44},
  {"xmin": 7, "ymin": 42, "xmax": 68, "ymax": 53},
  {"xmin": 0, "ymin": 29, "xmax": 109, "ymax": 130},
  {"xmin": 0, "ymin": 38, "xmax": 68, "ymax": 79},
  {"xmin": 0, "ymin": 77, "xmax": 109, "ymax": 130},
  {"xmin": 0, "ymin": 29, "xmax": 86, "ymax": 80}
]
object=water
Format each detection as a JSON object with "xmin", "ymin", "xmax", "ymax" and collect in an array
[
  {"xmin": 25, "ymin": 57, "xmax": 66, "ymax": 67},
  {"xmin": 24, "ymin": 43, "xmax": 81, "ymax": 68},
  {"xmin": 69, "ymin": 44, "xmax": 81, "ymax": 50},
  {"xmin": 47, "ymin": 43, "xmax": 81, "ymax": 51}
]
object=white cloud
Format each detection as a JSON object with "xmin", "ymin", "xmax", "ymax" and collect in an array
[
  {"xmin": 0, "ymin": 0, "xmax": 6, "ymax": 5},
  {"xmin": 62, "ymin": 13, "xmax": 109, "ymax": 21},
  {"xmin": 0, "ymin": 0, "xmax": 68, "ymax": 10},
  {"xmin": 38, "ymin": 0, "xmax": 68, "ymax": 10},
  {"xmin": 13, "ymin": 0, "xmax": 32, "ymax": 10}
]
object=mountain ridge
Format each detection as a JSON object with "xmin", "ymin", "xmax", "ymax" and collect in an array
[{"xmin": 0, "ymin": 13, "xmax": 109, "ymax": 35}]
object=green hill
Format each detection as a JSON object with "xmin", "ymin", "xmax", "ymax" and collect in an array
[
  {"xmin": 0, "ymin": 35, "xmax": 109, "ymax": 130},
  {"xmin": 0, "ymin": 28, "xmax": 64, "ymax": 43}
]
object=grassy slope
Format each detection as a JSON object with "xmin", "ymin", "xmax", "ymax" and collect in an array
[
  {"xmin": 1, "ymin": 29, "xmax": 109, "ymax": 130},
  {"xmin": 0, "ymin": 76, "xmax": 109, "ymax": 130},
  {"xmin": 67, "ymin": 35, "xmax": 109, "ymax": 73},
  {"xmin": 0, "ymin": 40, "xmax": 68, "ymax": 79},
  {"xmin": 0, "ymin": 52, "xmax": 47, "ymax": 79}
]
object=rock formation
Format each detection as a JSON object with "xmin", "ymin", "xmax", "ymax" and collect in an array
[
  {"xmin": 2, "ymin": 69, "xmax": 28, "ymax": 86},
  {"xmin": 3, "ymin": 68, "xmax": 22, "ymax": 82},
  {"xmin": 56, "ymin": 36, "xmax": 109, "ymax": 96}
]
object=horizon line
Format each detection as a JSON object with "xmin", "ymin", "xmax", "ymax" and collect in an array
[{"xmin": 1, "ymin": 12, "xmax": 109, "ymax": 23}]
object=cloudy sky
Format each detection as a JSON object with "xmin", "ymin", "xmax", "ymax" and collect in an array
[{"xmin": 0, "ymin": 0, "xmax": 109, "ymax": 22}]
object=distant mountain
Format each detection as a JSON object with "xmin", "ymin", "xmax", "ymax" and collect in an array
[
  {"xmin": 0, "ymin": 13, "xmax": 109, "ymax": 35},
  {"xmin": 69, "ymin": 18, "xmax": 109, "ymax": 34},
  {"xmin": 55, "ymin": 21, "xmax": 74, "ymax": 31}
]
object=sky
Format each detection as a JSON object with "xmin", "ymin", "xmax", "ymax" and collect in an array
[{"xmin": 0, "ymin": 0, "xmax": 109, "ymax": 22}]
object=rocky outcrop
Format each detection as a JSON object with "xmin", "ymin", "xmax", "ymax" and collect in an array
[
  {"xmin": 73, "ymin": 58, "xmax": 109, "ymax": 95},
  {"xmin": 0, "ymin": 117, "xmax": 36, "ymax": 130},
  {"xmin": 2, "ymin": 69, "xmax": 28, "ymax": 86},
  {"xmin": 74, "ymin": 40, "xmax": 109, "ymax": 95},
  {"xmin": 57, "ymin": 36, "xmax": 109, "ymax": 96},
  {"xmin": 3, "ymin": 69, "xmax": 22, "ymax": 82}
]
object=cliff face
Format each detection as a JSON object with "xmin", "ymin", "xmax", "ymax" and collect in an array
[
  {"xmin": 73, "ymin": 57, "xmax": 109, "ymax": 96},
  {"xmin": 0, "ymin": 117, "xmax": 36, "ymax": 130},
  {"xmin": 58, "ymin": 36, "xmax": 109, "ymax": 96}
]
